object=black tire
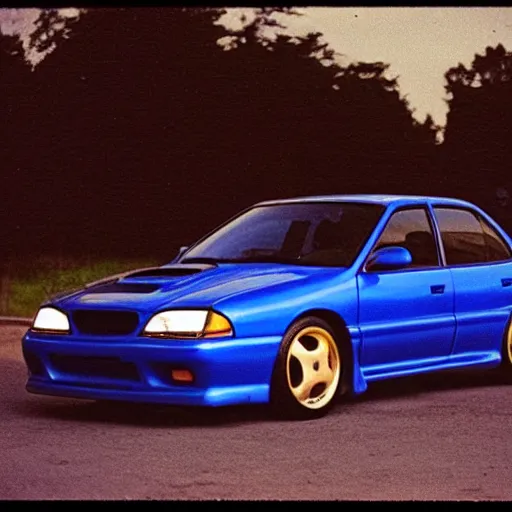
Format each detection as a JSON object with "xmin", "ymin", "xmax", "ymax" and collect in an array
[{"xmin": 270, "ymin": 316, "xmax": 343, "ymax": 420}]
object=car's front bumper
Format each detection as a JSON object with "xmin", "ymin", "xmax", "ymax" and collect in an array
[{"xmin": 22, "ymin": 331, "xmax": 282, "ymax": 407}]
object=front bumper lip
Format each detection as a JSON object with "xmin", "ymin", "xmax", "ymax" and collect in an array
[
  {"xmin": 22, "ymin": 332, "xmax": 282, "ymax": 407},
  {"xmin": 26, "ymin": 381, "xmax": 270, "ymax": 407}
]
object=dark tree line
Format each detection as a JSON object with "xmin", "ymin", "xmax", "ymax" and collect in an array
[
  {"xmin": 1, "ymin": 8, "xmax": 511, "ymax": 262},
  {"xmin": 442, "ymin": 43, "xmax": 512, "ymax": 230}
]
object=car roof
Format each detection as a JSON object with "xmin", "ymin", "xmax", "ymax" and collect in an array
[{"xmin": 255, "ymin": 194, "xmax": 475, "ymax": 209}]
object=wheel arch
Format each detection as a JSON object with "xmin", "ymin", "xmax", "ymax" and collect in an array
[
  {"xmin": 500, "ymin": 310, "xmax": 512, "ymax": 366},
  {"xmin": 288, "ymin": 308, "xmax": 355, "ymax": 396}
]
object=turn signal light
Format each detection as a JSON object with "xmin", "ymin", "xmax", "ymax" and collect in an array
[{"xmin": 171, "ymin": 369, "xmax": 194, "ymax": 383}]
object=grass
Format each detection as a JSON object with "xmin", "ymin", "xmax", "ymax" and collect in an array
[{"xmin": 1, "ymin": 256, "xmax": 161, "ymax": 318}]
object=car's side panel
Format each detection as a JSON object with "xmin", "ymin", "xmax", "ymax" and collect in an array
[
  {"xmin": 357, "ymin": 269, "xmax": 456, "ymax": 368},
  {"xmin": 449, "ymin": 262, "xmax": 512, "ymax": 355}
]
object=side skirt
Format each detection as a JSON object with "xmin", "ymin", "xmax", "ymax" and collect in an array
[{"xmin": 361, "ymin": 351, "xmax": 502, "ymax": 383}]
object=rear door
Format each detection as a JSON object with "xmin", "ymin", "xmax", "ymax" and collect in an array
[{"xmin": 432, "ymin": 206, "xmax": 512, "ymax": 355}]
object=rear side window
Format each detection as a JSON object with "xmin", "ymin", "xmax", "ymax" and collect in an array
[
  {"xmin": 480, "ymin": 216, "xmax": 512, "ymax": 262},
  {"xmin": 434, "ymin": 207, "xmax": 512, "ymax": 265}
]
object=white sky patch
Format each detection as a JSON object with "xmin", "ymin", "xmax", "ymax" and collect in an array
[
  {"xmin": 0, "ymin": 7, "xmax": 40, "ymax": 37},
  {"xmin": 0, "ymin": 7, "xmax": 82, "ymax": 67}
]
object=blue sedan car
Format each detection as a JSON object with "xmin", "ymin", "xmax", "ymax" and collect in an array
[{"xmin": 22, "ymin": 195, "xmax": 512, "ymax": 420}]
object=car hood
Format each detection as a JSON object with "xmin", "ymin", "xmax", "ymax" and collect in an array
[{"xmin": 54, "ymin": 263, "xmax": 339, "ymax": 312}]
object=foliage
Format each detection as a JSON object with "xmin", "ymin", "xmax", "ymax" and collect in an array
[
  {"xmin": 0, "ymin": 7, "xmax": 450, "ymax": 263},
  {"xmin": 442, "ymin": 44, "xmax": 512, "ymax": 231},
  {"xmin": 28, "ymin": 8, "xmax": 82, "ymax": 57},
  {"xmin": 3, "ymin": 257, "xmax": 159, "ymax": 317}
]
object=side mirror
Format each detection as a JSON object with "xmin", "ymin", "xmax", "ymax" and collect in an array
[{"xmin": 366, "ymin": 246, "xmax": 412, "ymax": 272}]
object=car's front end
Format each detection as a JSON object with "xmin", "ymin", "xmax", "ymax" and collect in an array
[
  {"xmin": 21, "ymin": 263, "xmax": 312, "ymax": 407},
  {"xmin": 23, "ymin": 317, "xmax": 281, "ymax": 407}
]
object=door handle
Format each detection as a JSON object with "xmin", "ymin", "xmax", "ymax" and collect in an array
[
  {"xmin": 430, "ymin": 284, "xmax": 445, "ymax": 294},
  {"xmin": 502, "ymin": 278, "xmax": 512, "ymax": 288}
]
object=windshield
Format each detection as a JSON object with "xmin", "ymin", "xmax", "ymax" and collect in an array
[{"xmin": 180, "ymin": 202, "xmax": 384, "ymax": 267}]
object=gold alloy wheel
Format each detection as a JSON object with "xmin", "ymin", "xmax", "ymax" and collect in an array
[
  {"xmin": 286, "ymin": 325, "xmax": 341, "ymax": 410},
  {"xmin": 507, "ymin": 322, "xmax": 512, "ymax": 364}
]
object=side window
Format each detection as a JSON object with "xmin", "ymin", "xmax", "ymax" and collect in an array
[
  {"xmin": 480, "ymin": 217, "xmax": 512, "ymax": 262},
  {"xmin": 433, "ymin": 208, "xmax": 487, "ymax": 265},
  {"xmin": 373, "ymin": 208, "xmax": 439, "ymax": 268}
]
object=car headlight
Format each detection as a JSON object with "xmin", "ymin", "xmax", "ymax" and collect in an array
[
  {"xmin": 32, "ymin": 307, "xmax": 70, "ymax": 334},
  {"xmin": 143, "ymin": 309, "xmax": 233, "ymax": 338}
]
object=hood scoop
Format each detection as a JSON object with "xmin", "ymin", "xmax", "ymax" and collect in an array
[
  {"xmin": 86, "ymin": 282, "xmax": 160, "ymax": 294},
  {"xmin": 124, "ymin": 263, "xmax": 215, "ymax": 279}
]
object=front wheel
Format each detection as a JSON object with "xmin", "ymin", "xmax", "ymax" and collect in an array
[{"xmin": 270, "ymin": 316, "xmax": 343, "ymax": 420}]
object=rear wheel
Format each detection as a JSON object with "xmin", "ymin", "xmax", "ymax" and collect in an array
[
  {"xmin": 499, "ymin": 318, "xmax": 512, "ymax": 379},
  {"xmin": 270, "ymin": 316, "xmax": 342, "ymax": 420}
]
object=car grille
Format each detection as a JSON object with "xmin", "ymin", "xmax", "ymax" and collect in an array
[
  {"xmin": 50, "ymin": 354, "xmax": 140, "ymax": 381},
  {"xmin": 72, "ymin": 310, "xmax": 140, "ymax": 335}
]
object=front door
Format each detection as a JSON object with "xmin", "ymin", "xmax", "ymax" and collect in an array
[{"xmin": 357, "ymin": 206, "xmax": 456, "ymax": 369}]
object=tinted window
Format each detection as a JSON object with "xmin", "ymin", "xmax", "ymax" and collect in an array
[
  {"xmin": 373, "ymin": 208, "xmax": 439, "ymax": 267},
  {"xmin": 181, "ymin": 202, "xmax": 384, "ymax": 267},
  {"xmin": 480, "ymin": 217, "xmax": 512, "ymax": 262},
  {"xmin": 434, "ymin": 208, "xmax": 487, "ymax": 265}
]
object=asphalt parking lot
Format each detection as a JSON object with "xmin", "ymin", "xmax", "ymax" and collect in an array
[{"xmin": 1, "ymin": 324, "xmax": 511, "ymax": 500}]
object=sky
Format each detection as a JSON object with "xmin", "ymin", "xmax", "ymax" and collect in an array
[
  {"xmin": 1, "ymin": 7, "xmax": 512, "ymax": 138},
  {"xmin": 0, "ymin": 7, "xmax": 80, "ymax": 64}
]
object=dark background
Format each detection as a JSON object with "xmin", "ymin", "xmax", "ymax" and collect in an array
[{"xmin": 1, "ymin": 7, "xmax": 511, "ymax": 264}]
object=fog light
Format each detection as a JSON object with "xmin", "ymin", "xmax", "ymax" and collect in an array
[{"xmin": 171, "ymin": 369, "xmax": 194, "ymax": 383}]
